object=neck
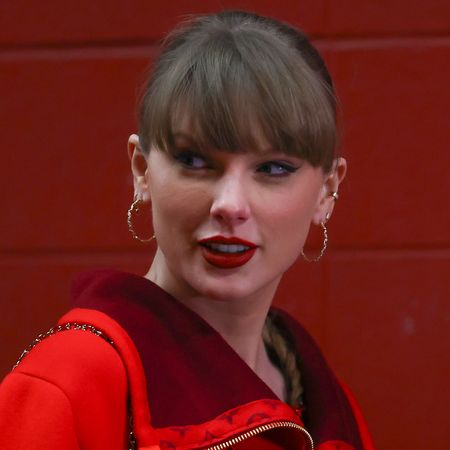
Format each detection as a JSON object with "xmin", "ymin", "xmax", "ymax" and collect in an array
[
  {"xmin": 146, "ymin": 249, "xmax": 280, "ymax": 373},
  {"xmin": 178, "ymin": 293, "xmax": 272, "ymax": 370}
]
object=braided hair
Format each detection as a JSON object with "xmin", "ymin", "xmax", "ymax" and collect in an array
[{"xmin": 263, "ymin": 311, "xmax": 304, "ymax": 409}]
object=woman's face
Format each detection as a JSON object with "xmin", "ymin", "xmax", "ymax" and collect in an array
[{"xmin": 129, "ymin": 130, "xmax": 344, "ymax": 303}]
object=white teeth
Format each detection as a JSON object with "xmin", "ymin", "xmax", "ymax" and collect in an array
[{"xmin": 205, "ymin": 243, "xmax": 250, "ymax": 253}]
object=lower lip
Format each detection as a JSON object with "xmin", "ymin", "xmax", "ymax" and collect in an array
[{"xmin": 200, "ymin": 246, "xmax": 257, "ymax": 269}]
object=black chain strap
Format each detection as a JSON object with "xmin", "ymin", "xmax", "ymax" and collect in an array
[{"xmin": 14, "ymin": 322, "xmax": 136, "ymax": 450}]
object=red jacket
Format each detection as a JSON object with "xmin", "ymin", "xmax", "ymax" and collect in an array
[{"xmin": 0, "ymin": 270, "xmax": 375, "ymax": 450}]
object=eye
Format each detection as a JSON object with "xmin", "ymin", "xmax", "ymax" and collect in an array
[
  {"xmin": 173, "ymin": 150, "xmax": 208, "ymax": 170},
  {"xmin": 256, "ymin": 161, "xmax": 299, "ymax": 177}
]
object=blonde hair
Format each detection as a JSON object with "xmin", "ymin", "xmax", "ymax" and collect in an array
[
  {"xmin": 263, "ymin": 312, "xmax": 304, "ymax": 408},
  {"xmin": 138, "ymin": 10, "xmax": 338, "ymax": 173}
]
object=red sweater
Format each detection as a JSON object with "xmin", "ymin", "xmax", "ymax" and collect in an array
[{"xmin": 0, "ymin": 270, "xmax": 375, "ymax": 449}]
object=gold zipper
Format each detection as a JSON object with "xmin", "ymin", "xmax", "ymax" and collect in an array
[{"xmin": 202, "ymin": 420, "xmax": 314, "ymax": 450}]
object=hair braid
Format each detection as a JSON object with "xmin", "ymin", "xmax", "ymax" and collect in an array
[{"xmin": 263, "ymin": 312, "xmax": 304, "ymax": 409}]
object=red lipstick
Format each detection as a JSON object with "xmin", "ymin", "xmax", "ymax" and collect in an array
[{"xmin": 198, "ymin": 235, "xmax": 257, "ymax": 269}]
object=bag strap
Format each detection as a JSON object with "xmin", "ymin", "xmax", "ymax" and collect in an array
[{"xmin": 13, "ymin": 322, "xmax": 137, "ymax": 450}]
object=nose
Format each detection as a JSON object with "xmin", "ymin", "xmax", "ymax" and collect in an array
[{"xmin": 210, "ymin": 173, "xmax": 251, "ymax": 227}]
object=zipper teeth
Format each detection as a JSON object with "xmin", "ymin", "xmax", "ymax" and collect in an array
[{"xmin": 202, "ymin": 420, "xmax": 314, "ymax": 450}]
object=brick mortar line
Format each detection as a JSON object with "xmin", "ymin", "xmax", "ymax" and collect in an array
[{"xmin": 0, "ymin": 32, "xmax": 449, "ymax": 54}]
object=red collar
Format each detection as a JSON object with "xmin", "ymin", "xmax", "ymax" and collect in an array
[{"xmin": 67, "ymin": 269, "xmax": 362, "ymax": 450}]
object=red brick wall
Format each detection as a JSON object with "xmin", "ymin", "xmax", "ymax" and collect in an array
[{"xmin": 1, "ymin": 2, "xmax": 449, "ymax": 449}]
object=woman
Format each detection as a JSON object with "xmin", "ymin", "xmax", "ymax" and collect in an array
[{"xmin": 0, "ymin": 10, "xmax": 374, "ymax": 450}]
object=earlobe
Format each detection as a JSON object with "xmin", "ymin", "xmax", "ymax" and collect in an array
[{"xmin": 128, "ymin": 134, "xmax": 151, "ymax": 201}]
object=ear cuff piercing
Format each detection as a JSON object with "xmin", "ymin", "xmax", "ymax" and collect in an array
[{"xmin": 330, "ymin": 191, "xmax": 339, "ymax": 201}]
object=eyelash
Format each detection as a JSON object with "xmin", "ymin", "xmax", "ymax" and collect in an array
[
  {"xmin": 256, "ymin": 161, "xmax": 298, "ymax": 177},
  {"xmin": 173, "ymin": 151, "xmax": 208, "ymax": 169},
  {"xmin": 173, "ymin": 150, "xmax": 299, "ymax": 177}
]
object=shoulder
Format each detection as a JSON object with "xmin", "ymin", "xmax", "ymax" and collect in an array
[
  {"xmin": 0, "ymin": 370, "xmax": 80, "ymax": 449},
  {"xmin": 13, "ymin": 326, "xmax": 128, "ymax": 413},
  {"xmin": 1, "ymin": 326, "xmax": 128, "ymax": 449},
  {"xmin": 15, "ymin": 326, "xmax": 127, "ymax": 396}
]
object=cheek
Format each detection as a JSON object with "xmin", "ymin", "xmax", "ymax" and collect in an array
[
  {"xmin": 260, "ymin": 184, "xmax": 321, "ymax": 262},
  {"xmin": 150, "ymin": 174, "xmax": 211, "ymax": 238},
  {"xmin": 265, "ymin": 190, "xmax": 318, "ymax": 234}
]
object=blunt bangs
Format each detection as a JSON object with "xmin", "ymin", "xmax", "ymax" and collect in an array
[{"xmin": 139, "ymin": 14, "xmax": 337, "ymax": 172}]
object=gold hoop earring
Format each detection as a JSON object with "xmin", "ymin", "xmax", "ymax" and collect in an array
[
  {"xmin": 301, "ymin": 213, "xmax": 330, "ymax": 262},
  {"xmin": 127, "ymin": 197, "xmax": 155, "ymax": 243},
  {"xmin": 330, "ymin": 191, "xmax": 339, "ymax": 201}
]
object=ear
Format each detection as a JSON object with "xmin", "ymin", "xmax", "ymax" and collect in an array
[
  {"xmin": 312, "ymin": 157, "xmax": 347, "ymax": 225},
  {"xmin": 128, "ymin": 134, "xmax": 151, "ymax": 202}
]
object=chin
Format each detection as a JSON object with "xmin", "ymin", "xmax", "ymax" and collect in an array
[
  {"xmin": 193, "ymin": 273, "xmax": 268, "ymax": 303},
  {"xmin": 192, "ymin": 281, "xmax": 243, "ymax": 301}
]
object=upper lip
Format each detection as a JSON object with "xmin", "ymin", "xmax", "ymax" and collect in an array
[{"xmin": 198, "ymin": 235, "xmax": 257, "ymax": 248}]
